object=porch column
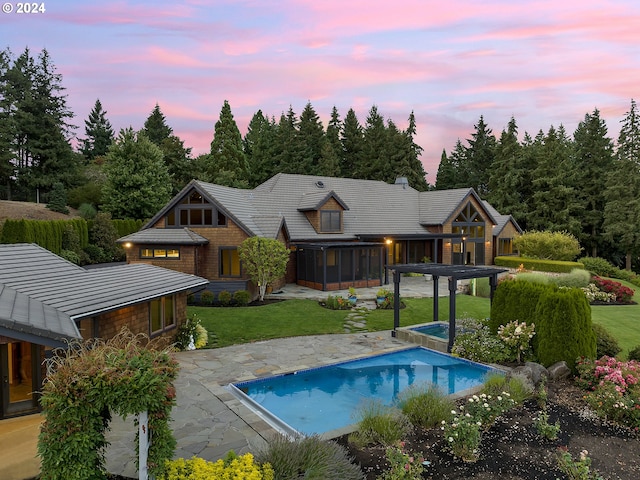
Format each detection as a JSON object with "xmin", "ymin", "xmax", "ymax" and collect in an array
[{"xmin": 432, "ymin": 275, "xmax": 439, "ymax": 322}]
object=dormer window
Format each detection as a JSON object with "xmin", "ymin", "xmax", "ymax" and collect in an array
[
  {"xmin": 166, "ymin": 190, "xmax": 227, "ymax": 227},
  {"xmin": 320, "ymin": 210, "xmax": 341, "ymax": 232}
]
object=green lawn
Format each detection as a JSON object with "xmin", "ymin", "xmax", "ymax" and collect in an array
[
  {"xmin": 191, "ymin": 283, "xmax": 640, "ymax": 358},
  {"xmin": 590, "ymin": 278, "xmax": 640, "ymax": 358}
]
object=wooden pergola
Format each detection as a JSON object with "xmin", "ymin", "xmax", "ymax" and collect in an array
[{"xmin": 386, "ymin": 263, "xmax": 508, "ymax": 352}]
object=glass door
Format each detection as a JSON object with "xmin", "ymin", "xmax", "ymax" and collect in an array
[{"xmin": 1, "ymin": 341, "xmax": 39, "ymax": 418}]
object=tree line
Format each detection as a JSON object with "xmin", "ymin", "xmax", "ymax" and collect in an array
[{"xmin": 435, "ymin": 104, "xmax": 640, "ymax": 270}]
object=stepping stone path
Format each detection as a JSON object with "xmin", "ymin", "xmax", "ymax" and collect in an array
[{"xmin": 343, "ymin": 302, "xmax": 376, "ymax": 333}]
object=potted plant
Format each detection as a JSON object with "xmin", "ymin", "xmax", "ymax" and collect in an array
[
  {"xmin": 422, "ymin": 256, "xmax": 433, "ymax": 281},
  {"xmin": 348, "ymin": 286, "xmax": 357, "ymax": 305},
  {"xmin": 376, "ymin": 288, "xmax": 389, "ymax": 306}
]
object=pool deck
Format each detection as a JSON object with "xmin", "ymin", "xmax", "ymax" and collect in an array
[{"xmin": 0, "ymin": 276, "xmax": 461, "ymax": 480}]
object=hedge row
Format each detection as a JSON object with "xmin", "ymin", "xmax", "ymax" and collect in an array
[
  {"xmin": 0, "ymin": 218, "xmax": 89, "ymax": 254},
  {"xmin": 0, "ymin": 218, "xmax": 142, "ymax": 255},
  {"xmin": 494, "ymin": 256, "xmax": 585, "ymax": 273}
]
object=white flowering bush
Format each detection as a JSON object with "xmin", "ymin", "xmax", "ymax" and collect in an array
[
  {"xmin": 497, "ymin": 321, "xmax": 535, "ymax": 363},
  {"xmin": 581, "ymin": 283, "xmax": 617, "ymax": 303}
]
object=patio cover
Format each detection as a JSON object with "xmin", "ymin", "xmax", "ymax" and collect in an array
[{"xmin": 385, "ymin": 263, "xmax": 508, "ymax": 352}]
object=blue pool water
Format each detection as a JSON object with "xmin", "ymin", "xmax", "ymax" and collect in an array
[
  {"xmin": 412, "ymin": 323, "xmax": 450, "ymax": 339},
  {"xmin": 232, "ymin": 347, "xmax": 498, "ymax": 436}
]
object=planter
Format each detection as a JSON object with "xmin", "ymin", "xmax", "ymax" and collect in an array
[
  {"xmin": 348, "ymin": 295, "xmax": 357, "ymax": 305},
  {"xmin": 376, "ymin": 296, "xmax": 385, "ymax": 306}
]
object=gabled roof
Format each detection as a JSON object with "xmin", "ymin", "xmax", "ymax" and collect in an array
[
  {"xmin": 297, "ymin": 190, "xmax": 349, "ymax": 211},
  {"xmin": 482, "ymin": 201, "xmax": 523, "ymax": 236},
  {"xmin": 419, "ymin": 188, "xmax": 498, "ymax": 226},
  {"xmin": 0, "ymin": 244, "xmax": 209, "ymax": 345},
  {"xmin": 117, "ymin": 227, "xmax": 209, "ymax": 245}
]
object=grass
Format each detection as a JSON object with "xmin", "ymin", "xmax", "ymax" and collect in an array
[
  {"xmin": 189, "ymin": 279, "xmax": 640, "ymax": 358},
  {"xmin": 189, "ymin": 295, "xmax": 491, "ymax": 348}
]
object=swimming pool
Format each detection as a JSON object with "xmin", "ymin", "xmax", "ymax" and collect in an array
[
  {"xmin": 228, "ymin": 346, "xmax": 499, "ymax": 437},
  {"xmin": 411, "ymin": 322, "xmax": 451, "ymax": 339}
]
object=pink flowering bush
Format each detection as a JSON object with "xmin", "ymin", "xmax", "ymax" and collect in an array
[
  {"xmin": 379, "ymin": 441, "xmax": 425, "ymax": 479},
  {"xmin": 576, "ymin": 356, "xmax": 640, "ymax": 428},
  {"xmin": 592, "ymin": 276, "xmax": 635, "ymax": 304}
]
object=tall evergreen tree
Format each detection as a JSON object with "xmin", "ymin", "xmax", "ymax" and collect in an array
[
  {"xmin": 206, "ymin": 100, "xmax": 248, "ymax": 188},
  {"xmin": 487, "ymin": 117, "xmax": 531, "ymax": 224},
  {"xmin": 102, "ymin": 128, "xmax": 171, "ymax": 220},
  {"xmin": 341, "ymin": 108, "xmax": 364, "ymax": 177},
  {"xmin": 435, "ymin": 149, "xmax": 456, "ymax": 190},
  {"xmin": 244, "ymin": 110, "xmax": 277, "ymax": 186},
  {"xmin": 325, "ymin": 106, "xmax": 343, "ymax": 176},
  {"xmin": 273, "ymin": 106, "xmax": 302, "ymax": 174},
  {"xmin": 401, "ymin": 111, "xmax": 428, "ymax": 190},
  {"xmin": 297, "ymin": 102, "xmax": 325, "ymax": 175},
  {"xmin": 529, "ymin": 126, "xmax": 580, "ymax": 234},
  {"xmin": 510, "ymin": 132, "xmax": 539, "ymax": 230},
  {"xmin": 81, "ymin": 99, "xmax": 114, "ymax": 161},
  {"xmin": 572, "ymin": 108, "xmax": 614, "ymax": 257},
  {"xmin": 161, "ymin": 135, "xmax": 192, "ymax": 194},
  {"xmin": 359, "ymin": 105, "xmax": 387, "ymax": 180},
  {"xmin": 465, "ymin": 115, "xmax": 496, "ymax": 196},
  {"xmin": 603, "ymin": 99, "xmax": 640, "ymax": 270},
  {"xmin": 143, "ymin": 104, "xmax": 173, "ymax": 146},
  {"xmin": 0, "ymin": 48, "xmax": 15, "ymax": 198}
]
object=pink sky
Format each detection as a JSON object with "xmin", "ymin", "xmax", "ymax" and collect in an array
[{"xmin": 2, "ymin": 0, "xmax": 639, "ymax": 183}]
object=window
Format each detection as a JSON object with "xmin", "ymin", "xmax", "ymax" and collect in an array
[
  {"xmin": 165, "ymin": 189, "xmax": 227, "ymax": 227},
  {"xmin": 320, "ymin": 210, "xmax": 341, "ymax": 232},
  {"xmin": 498, "ymin": 238, "xmax": 513, "ymax": 255},
  {"xmin": 150, "ymin": 295, "xmax": 176, "ymax": 336},
  {"xmin": 220, "ymin": 247, "xmax": 241, "ymax": 276},
  {"xmin": 141, "ymin": 248, "xmax": 180, "ymax": 259}
]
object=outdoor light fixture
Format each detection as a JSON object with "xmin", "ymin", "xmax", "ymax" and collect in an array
[
  {"xmin": 124, "ymin": 242, "xmax": 132, "ymax": 249},
  {"xmin": 385, "ymin": 239, "xmax": 393, "ymax": 245}
]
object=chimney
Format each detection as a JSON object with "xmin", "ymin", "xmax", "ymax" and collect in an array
[{"xmin": 394, "ymin": 177, "xmax": 409, "ymax": 189}]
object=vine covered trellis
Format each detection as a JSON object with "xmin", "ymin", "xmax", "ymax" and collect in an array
[{"xmin": 37, "ymin": 328, "xmax": 179, "ymax": 480}]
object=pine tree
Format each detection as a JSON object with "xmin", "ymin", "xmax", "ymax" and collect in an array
[
  {"xmin": 81, "ymin": 99, "xmax": 114, "ymax": 161},
  {"xmin": 0, "ymin": 48, "xmax": 15, "ymax": 199},
  {"xmin": 206, "ymin": 100, "xmax": 248, "ymax": 187},
  {"xmin": 401, "ymin": 111, "xmax": 428, "ymax": 190},
  {"xmin": 435, "ymin": 140, "xmax": 469, "ymax": 189},
  {"xmin": 297, "ymin": 102, "xmax": 325, "ymax": 175},
  {"xmin": 244, "ymin": 110, "xmax": 277, "ymax": 186},
  {"xmin": 325, "ymin": 106, "xmax": 343, "ymax": 176},
  {"xmin": 102, "ymin": 128, "xmax": 172, "ymax": 220},
  {"xmin": 46, "ymin": 181, "xmax": 69, "ymax": 214},
  {"xmin": 529, "ymin": 126, "xmax": 580, "ymax": 234},
  {"xmin": 161, "ymin": 135, "xmax": 193, "ymax": 194},
  {"xmin": 465, "ymin": 115, "xmax": 496, "ymax": 196},
  {"xmin": 273, "ymin": 107, "xmax": 302, "ymax": 174},
  {"xmin": 143, "ymin": 104, "xmax": 173, "ymax": 146},
  {"xmin": 435, "ymin": 150, "xmax": 456, "ymax": 190},
  {"xmin": 572, "ymin": 108, "xmax": 614, "ymax": 257},
  {"xmin": 487, "ymin": 117, "xmax": 529, "ymax": 221},
  {"xmin": 603, "ymin": 99, "xmax": 640, "ymax": 269},
  {"xmin": 360, "ymin": 105, "xmax": 387, "ymax": 180},
  {"xmin": 341, "ymin": 108, "xmax": 364, "ymax": 177}
]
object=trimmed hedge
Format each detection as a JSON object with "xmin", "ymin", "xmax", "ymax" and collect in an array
[
  {"xmin": 1, "ymin": 218, "xmax": 89, "ymax": 254},
  {"xmin": 534, "ymin": 287, "xmax": 595, "ymax": 371},
  {"xmin": 489, "ymin": 280, "xmax": 552, "ymax": 334},
  {"xmin": 494, "ymin": 256, "xmax": 585, "ymax": 273}
]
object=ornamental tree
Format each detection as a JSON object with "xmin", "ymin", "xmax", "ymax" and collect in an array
[{"xmin": 238, "ymin": 237, "xmax": 289, "ymax": 302}]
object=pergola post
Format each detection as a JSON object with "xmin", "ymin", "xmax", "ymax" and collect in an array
[
  {"xmin": 432, "ymin": 275, "xmax": 439, "ymax": 322},
  {"xmin": 392, "ymin": 269, "xmax": 400, "ymax": 336},
  {"xmin": 448, "ymin": 277, "xmax": 457, "ymax": 353}
]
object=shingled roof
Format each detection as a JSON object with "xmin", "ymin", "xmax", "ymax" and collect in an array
[{"xmin": 0, "ymin": 244, "xmax": 209, "ymax": 346}]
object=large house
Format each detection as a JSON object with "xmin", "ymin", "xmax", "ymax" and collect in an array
[
  {"xmin": 118, "ymin": 174, "xmax": 521, "ymax": 296},
  {"xmin": 0, "ymin": 243, "xmax": 208, "ymax": 419}
]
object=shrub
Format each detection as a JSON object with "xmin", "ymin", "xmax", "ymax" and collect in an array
[
  {"xmin": 78, "ymin": 203, "xmax": 97, "ymax": 220},
  {"xmin": 515, "ymin": 272, "xmax": 551, "ymax": 285},
  {"xmin": 325, "ymin": 294, "xmax": 351, "ymax": 310},
  {"xmin": 592, "ymin": 323, "xmax": 621, "ymax": 358},
  {"xmin": 534, "ymin": 411, "xmax": 560, "ymax": 441},
  {"xmin": 553, "ymin": 269, "xmax": 592, "ymax": 289},
  {"xmin": 581, "ymin": 283, "xmax": 617, "ymax": 303},
  {"xmin": 481, "ymin": 373, "xmax": 532, "ymax": 405},
  {"xmin": 628, "ymin": 345, "xmax": 640, "ymax": 362},
  {"xmin": 497, "ymin": 321, "xmax": 536, "ymax": 363},
  {"xmin": 376, "ymin": 290, "xmax": 395, "ymax": 310},
  {"xmin": 489, "ymin": 279, "xmax": 553, "ymax": 334},
  {"xmin": 199, "ymin": 290, "xmax": 214, "ymax": 306},
  {"xmin": 349, "ymin": 400, "xmax": 410, "ymax": 447},
  {"xmin": 60, "ymin": 249, "xmax": 81, "ymax": 265},
  {"xmin": 379, "ymin": 441, "xmax": 425, "ymax": 480},
  {"xmin": 579, "ymin": 256, "xmax": 618, "ymax": 277},
  {"xmin": 162, "ymin": 452, "xmax": 274, "ymax": 479},
  {"xmin": 452, "ymin": 320, "xmax": 511, "ymax": 364},
  {"xmin": 218, "ymin": 290, "xmax": 232, "ymax": 306},
  {"xmin": 469, "ymin": 277, "xmax": 491, "ymax": 298},
  {"xmin": 395, "ymin": 383, "xmax": 455, "ymax": 428},
  {"xmin": 592, "ymin": 276, "xmax": 635, "ymax": 303},
  {"xmin": 513, "ymin": 230, "xmax": 582, "ymax": 261},
  {"xmin": 46, "ymin": 182, "xmax": 70, "ymax": 214},
  {"xmin": 233, "ymin": 290, "xmax": 251, "ymax": 306},
  {"xmin": 534, "ymin": 288, "xmax": 596, "ymax": 371},
  {"xmin": 256, "ymin": 434, "xmax": 364, "ymax": 480},
  {"xmin": 556, "ymin": 447, "xmax": 604, "ymax": 480},
  {"xmin": 174, "ymin": 314, "xmax": 208, "ymax": 350}
]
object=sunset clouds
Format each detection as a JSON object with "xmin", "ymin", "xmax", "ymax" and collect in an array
[{"xmin": 2, "ymin": 0, "xmax": 639, "ymax": 182}]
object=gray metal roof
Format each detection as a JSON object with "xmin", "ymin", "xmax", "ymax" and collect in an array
[
  {"xmin": 0, "ymin": 244, "xmax": 209, "ymax": 343},
  {"xmin": 482, "ymin": 201, "xmax": 523, "ymax": 236},
  {"xmin": 117, "ymin": 227, "xmax": 209, "ymax": 245},
  {"xmin": 126, "ymin": 174, "xmax": 509, "ymax": 244}
]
